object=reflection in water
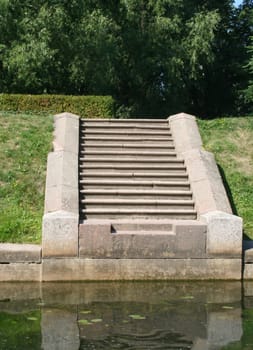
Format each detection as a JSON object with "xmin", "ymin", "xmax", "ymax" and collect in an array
[{"xmin": 0, "ymin": 282, "xmax": 252, "ymax": 350}]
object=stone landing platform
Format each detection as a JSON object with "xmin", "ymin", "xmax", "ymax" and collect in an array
[{"xmin": 0, "ymin": 112, "xmax": 250, "ymax": 281}]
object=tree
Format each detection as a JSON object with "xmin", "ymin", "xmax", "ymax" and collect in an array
[{"xmin": 0, "ymin": 0, "xmax": 251, "ymax": 117}]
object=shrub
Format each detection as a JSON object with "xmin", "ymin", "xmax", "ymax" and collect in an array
[{"xmin": 0, "ymin": 94, "xmax": 115, "ymax": 118}]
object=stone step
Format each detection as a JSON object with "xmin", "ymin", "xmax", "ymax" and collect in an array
[
  {"xmin": 110, "ymin": 219, "xmax": 176, "ymax": 232},
  {"xmin": 80, "ymin": 143, "xmax": 175, "ymax": 150},
  {"xmin": 80, "ymin": 172, "xmax": 188, "ymax": 181},
  {"xmin": 80, "ymin": 180, "xmax": 191, "ymax": 190},
  {"xmin": 81, "ymin": 199, "xmax": 194, "ymax": 210},
  {"xmin": 82, "ymin": 136, "xmax": 173, "ymax": 142},
  {"xmin": 78, "ymin": 118, "xmax": 196, "ymax": 222},
  {"xmin": 80, "ymin": 150, "xmax": 177, "ymax": 157},
  {"xmin": 80, "ymin": 163, "xmax": 186, "ymax": 169},
  {"xmin": 81, "ymin": 130, "xmax": 172, "ymax": 136},
  {"xmin": 81, "ymin": 118, "xmax": 167, "ymax": 123},
  {"xmin": 115, "ymin": 230, "xmax": 174, "ymax": 235},
  {"xmin": 79, "ymin": 165, "xmax": 186, "ymax": 173},
  {"xmin": 80, "ymin": 157, "xmax": 184, "ymax": 164},
  {"xmin": 81, "ymin": 208, "xmax": 196, "ymax": 220},
  {"xmin": 81, "ymin": 123, "xmax": 169, "ymax": 130},
  {"xmin": 80, "ymin": 189, "xmax": 192, "ymax": 200}
]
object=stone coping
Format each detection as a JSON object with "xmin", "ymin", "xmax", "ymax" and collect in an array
[
  {"xmin": 168, "ymin": 113, "xmax": 232, "ymax": 215},
  {"xmin": 0, "ymin": 243, "xmax": 41, "ymax": 263},
  {"xmin": 41, "ymin": 258, "xmax": 242, "ymax": 281},
  {"xmin": 42, "ymin": 112, "xmax": 80, "ymax": 257},
  {"xmin": 168, "ymin": 113, "xmax": 243, "ymax": 259}
]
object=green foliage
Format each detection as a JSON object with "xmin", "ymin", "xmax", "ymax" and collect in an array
[
  {"xmin": 245, "ymin": 37, "xmax": 253, "ymax": 105},
  {"xmin": 184, "ymin": 10, "xmax": 220, "ymax": 78},
  {"xmin": 1, "ymin": 0, "xmax": 251, "ymax": 117},
  {"xmin": 0, "ymin": 94, "xmax": 115, "ymax": 118}
]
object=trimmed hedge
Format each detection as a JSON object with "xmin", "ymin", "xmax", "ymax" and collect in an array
[{"xmin": 0, "ymin": 94, "xmax": 115, "ymax": 118}]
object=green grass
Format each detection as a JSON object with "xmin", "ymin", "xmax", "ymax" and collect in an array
[
  {"xmin": 0, "ymin": 111, "xmax": 53, "ymax": 243},
  {"xmin": 198, "ymin": 116, "xmax": 253, "ymax": 240}
]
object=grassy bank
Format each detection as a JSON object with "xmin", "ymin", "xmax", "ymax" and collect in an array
[
  {"xmin": 0, "ymin": 112, "xmax": 53, "ymax": 243},
  {"xmin": 198, "ymin": 116, "xmax": 253, "ymax": 240},
  {"xmin": 0, "ymin": 112, "xmax": 252, "ymax": 243}
]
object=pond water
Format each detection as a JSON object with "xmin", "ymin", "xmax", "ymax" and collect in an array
[{"xmin": 0, "ymin": 281, "xmax": 252, "ymax": 350}]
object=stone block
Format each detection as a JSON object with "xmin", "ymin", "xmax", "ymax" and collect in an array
[
  {"xmin": 42, "ymin": 258, "xmax": 242, "ymax": 281},
  {"xmin": 244, "ymin": 264, "xmax": 253, "ymax": 280},
  {"xmin": 53, "ymin": 112, "xmax": 80, "ymax": 154},
  {"xmin": 0, "ymin": 243, "xmax": 41, "ymax": 263},
  {"xmin": 46, "ymin": 151, "xmax": 78, "ymax": 189},
  {"xmin": 42, "ymin": 211, "xmax": 79, "ymax": 257},
  {"xmin": 202, "ymin": 211, "xmax": 242, "ymax": 257},
  {"xmin": 44, "ymin": 112, "xmax": 79, "ymax": 215},
  {"xmin": 79, "ymin": 221, "xmax": 112, "ymax": 257},
  {"xmin": 168, "ymin": 113, "xmax": 202, "ymax": 154},
  {"xmin": 44, "ymin": 151, "xmax": 78, "ymax": 214},
  {"xmin": 79, "ymin": 221, "xmax": 207, "ymax": 259},
  {"xmin": 173, "ymin": 221, "xmax": 207, "ymax": 258},
  {"xmin": 245, "ymin": 247, "xmax": 253, "ymax": 263},
  {"xmin": 45, "ymin": 185, "xmax": 78, "ymax": 214},
  {"xmin": 0, "ymin": 263, "xmax": 41, "ymax": 281},
  {"xmin": 244, "ymin": 281, "xmax": 253, "ymax": 295},
  {"xmin": 184, "ymin": 149, "xmax": 232, "ymax": 214}
]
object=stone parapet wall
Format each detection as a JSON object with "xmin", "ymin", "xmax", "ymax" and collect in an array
[
  {"xmin": 42, "ymin": 112, "xmax": 79, "ymax": 258},
  {"xmin": 168, "ymin": 113, "xmax": 243, "ymax": 259}
]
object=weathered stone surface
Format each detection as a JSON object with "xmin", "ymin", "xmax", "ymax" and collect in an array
[
  {"xmin": 244, "ymin": 264, "xmax": 253, "ymax": 280},
  {"xmin": 53, "ymin": 112, "xmax": 79, "ymax": 154},
  {"xmin": 202, "ymin": 211, "xmax": 242, "ymax": 257},
  {"xmin": 184, "ymin": 149, "xmax": 232, "ymax": 214},
  {"xmin": 44, "ymin": 111, "xmax": 79, "ymax": 218},
  {"xmin": 173, "ymin": 221, "xmax": 207, "ymax": 257},
  {"xmin": 79, "ymin": 221, "xmax": 112, "ymax": 258},
  {"xmin": 44, "ymin": 151, "xmax": 78, "ymax": 214},
  {"xmin": 45, "ymin": 185, "xmax": 78, "ymax": 214},
  {"xmin": 244, "ymin": 281, "xmax": 253, "ymax": 295},
  {"xmin": 42, "ymin": 210, "xmax": 79, "ymax": 257},
  {"xmin": 168, "ymin": 113, "xmax": 203, "ymax": 153},
  {"xmin": 245, "ymin": 248, "xmax": 253, "ymax": 263},
  {"xmin": 79, "ymin": 221, "xmax": 207, "ymax": 259},
  {"xmin": 0, "ymin": 243, "xmax": 41, "ymax": 263},
  {"xmin": 45, "ymin": 151, "xmax": 78, "ymax": 189},
  {"xmin": 0, "ymin": 263, "xmax": 41, "ymax": 281},
  {"xmin": 42, "ymin": 258, "xmax": 242, "ymax": 281},
  {"xmin": 169, "ymin": 112, "xmax": 233, "ymax": 217},
  {"xmin": 42, "ymin": 308, "xmax": 80, "ymax": 350}
]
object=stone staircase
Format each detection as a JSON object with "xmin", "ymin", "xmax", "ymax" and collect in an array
[
  {"xmin": 79, "ymin": 119, "xmax": 197, "ymax": 221},
  {"xmin": 40, "ymin": 112, "xmax": 243, "ymax": 281}
]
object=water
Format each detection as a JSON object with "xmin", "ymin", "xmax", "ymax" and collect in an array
[{"xmin": 0, "ymin": 281, "xmax": 252, "ymax": 350}]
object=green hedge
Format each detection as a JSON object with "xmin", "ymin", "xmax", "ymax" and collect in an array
[{"xmin": 0, "ymin": 94, "xmax": 115, "ymax": 118}]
